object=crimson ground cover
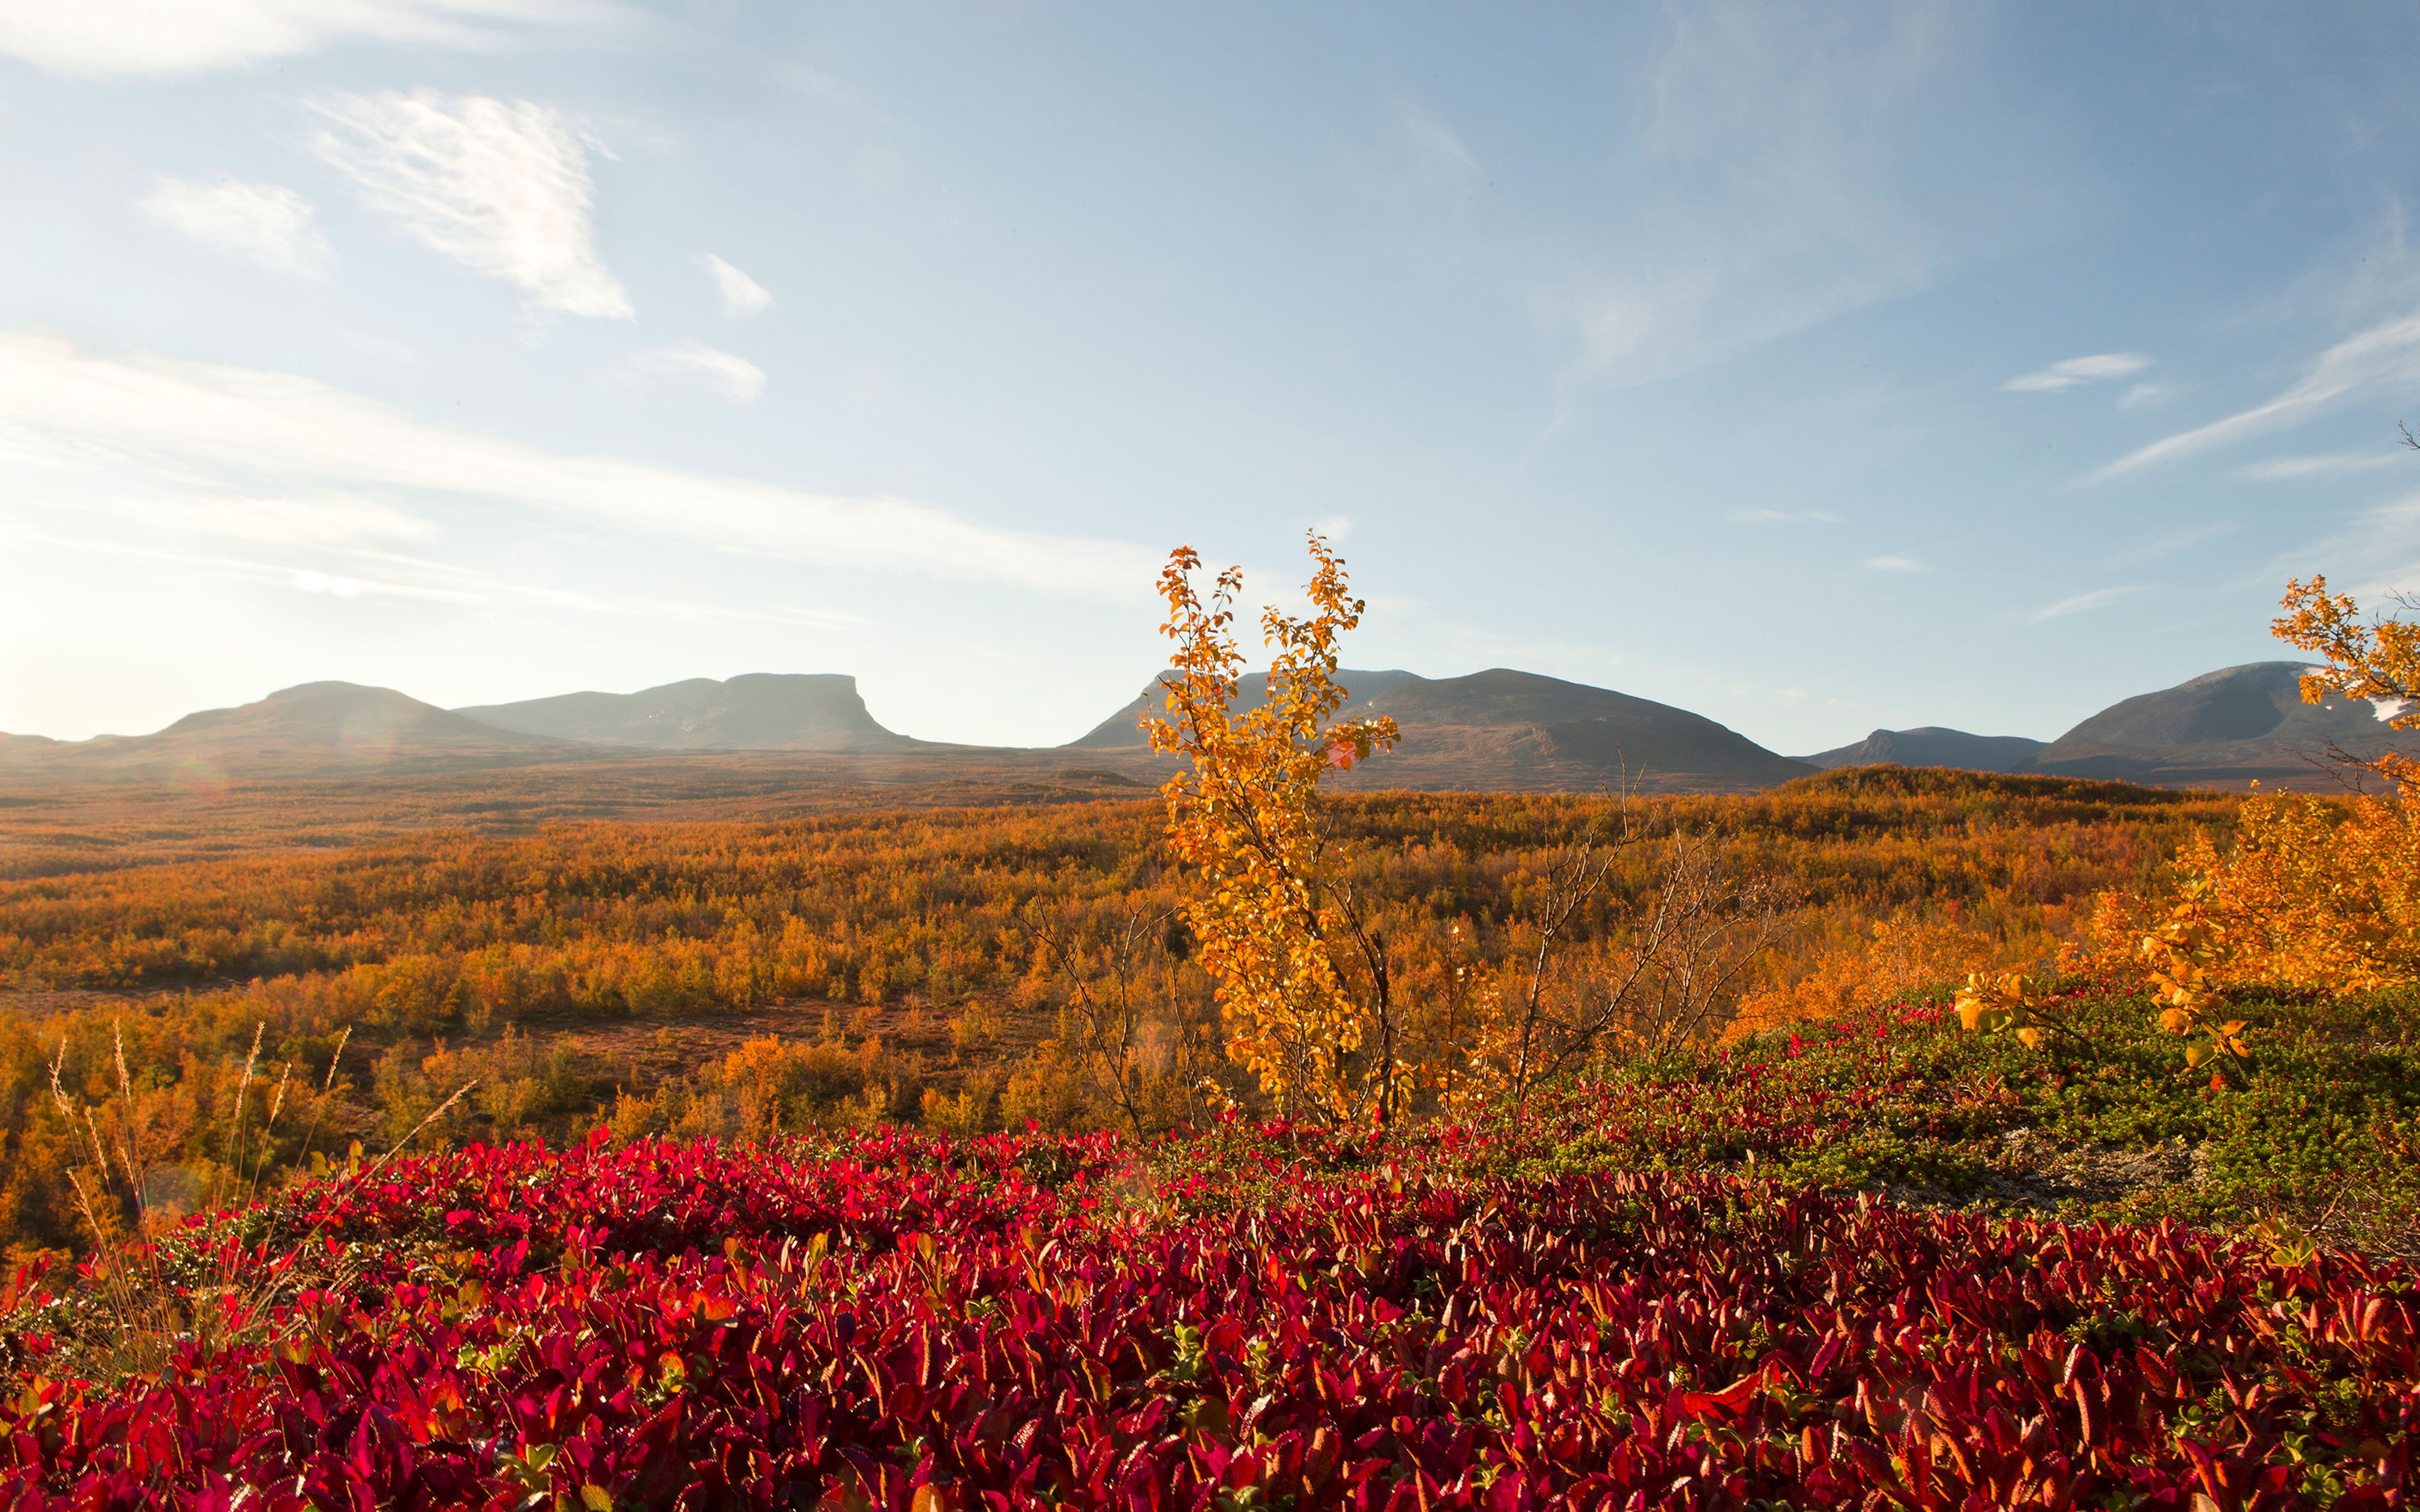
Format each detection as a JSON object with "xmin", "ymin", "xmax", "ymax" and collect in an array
[{"xmin": 2, "ymin": 1115, "xmax": 2416, "ymax": 1510}]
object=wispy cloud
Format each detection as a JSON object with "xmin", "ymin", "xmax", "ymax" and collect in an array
[
  {"xmin": 16, "ymin": 523, "xmax": 868, "ymax": 632},
  {"xmin": 311, "ymin": 91, "xmax": 632, "ymax": 319},
  {"xmin": 2266, "ymin": 492, "xmax": 2420, "ymax": 602},
  {"xmin": 1863, "ymin": 555, "xmax": 1927, "ymax": 573},
  {"xmin": 2027, "ymin": 585, "xmax": 2142, "ymax": 623},
  {"xmin": 2092, "ymin": 311, "xmax": 2420, "ymax": 480},
  {"xmin": 1544, "ymin": 2, "xmax": 2021, "ymax": 414},
  {"xmin": 0, "ymin": 334, "xmax": 1157, "ymax": 602},
  {"xmin": 2003, "ymin": 352, "xmax": 2151, "ymax": 393},
  {"xmin": 139, "ymin": 179, "xmax": 332, "ymax": 277},
  {"xmin": 124, "ymin": 495, "xmax": 437, "ymax": 546},
  {"xmin": 0, "ymin": 0, "xmax": 636, "ymax": 77},
  {"xmin": 2233, "ymin": 450, "xmax": 2410, "ymax": 482},
  {"xmin": 608, "ymin": 340, "xmax": 766, "ymax": 403},
  {"xmin": 697, "ymin": 253, "xmax": 773, "ymax": 318},
  {"xmin": 2101, "ymin": 522, "xmax": 2237, "ymax": 569}
]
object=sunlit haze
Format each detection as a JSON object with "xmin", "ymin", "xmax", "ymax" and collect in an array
[{"xmin": 5, "ymin": 3, "xmax": 2418, "ymax": 750}]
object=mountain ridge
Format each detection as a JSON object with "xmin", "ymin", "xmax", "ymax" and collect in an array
[
  {"xmin": 9, "ymin": 659, "xmax": 2416, "ymax": 795},
  {"xmin": 456, "ymin": 673, "xmax": 930, "ymax": 754}
]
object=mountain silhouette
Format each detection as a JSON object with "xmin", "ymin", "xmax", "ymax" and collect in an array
[
  {"xmin": 457, "ymin": 673, "xmax": 928, "ymax": 753},
  {"xmin": 0, "ymin": 682, "xmax": 574, "ymax": 779},
  {"xmin": 1065, "ymin": 669, "xmax": 1427, "ymax": 748},
  {"xmin": 1801, "ymin": 727, "xmax": 2046, "ymax": 774},
  {"xmin": 2033, "ymin": 661, "xmax": 2418, "ymax": 784},
  {"xmin": 1067, "ymin": 667, "xmax": 1812, "ymax": 791}
]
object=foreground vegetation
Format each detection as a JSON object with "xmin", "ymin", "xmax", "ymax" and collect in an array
[{"xmin": 4, "ymin": 1095, "xmax": 2415, "ymax": 1508}]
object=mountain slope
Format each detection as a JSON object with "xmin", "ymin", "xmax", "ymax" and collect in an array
[
  {"xmin": 457, "ymin": 673, "xmax": 928, "ymax": 753},
  {"xmin": 1065, "ymin": 669, "xmax": 1425, "ymax": 748},
  {"xmin": 1801, "ymin": 727, "xmax": 2046, "ymax": 774},
  {"xmin": 0, "ymin": 683, "xmax": 577, "ymax": 780},
  {"xmin": 1356, "ymin": 669, "xmax": 1814, "ymax": 789},
  {"xmin": 1069, "ymin": 667, "xmax": 1812, "ymax": 791},
  {"xmin": 2034, "ymin": 661, "xmax": 2420, "ymax": 784}
]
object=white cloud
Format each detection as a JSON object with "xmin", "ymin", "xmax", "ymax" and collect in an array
[
  {"xmin": 697, "ymin": 253, "xmax": 773, "ymax": 318},
  {"xmin": 293, "ymin": 569, "xmax": 362, "ymax": 598},
  {"xmin": 2268, "ymin": 493, "xmax": 2420, "ymax": 602},
  {"xmin": 152, "ymin": 495, "xmax": 436, "ymax": 544},
  {"xmin": 0, "ymin": 333, "xmax": 1157, "ymax": 602},
  {"xmin": 2092, "ymin": 311, "xmax": 2420, "ymax": 480},
  {"xmin": 609, "ymin": 340, "xmax": 766, "ymax": 403},
  {"xmin": 1544, "ymin": 2, "xmax": 2026, "ymax": 410},
  {"xmin": 2101, "ymin": 522, "xmax": 2237, "ymax": 568},
  {"xmin": 2027, "ymin": 585, "xmax": 2141, "ymax": 623},
  {"xmin": 311, "ymin": 91, "xmax": 632, "ymax": 319},
  {"xmin": 1863, "ymin": 556, "xmax": 1927, "ymax": 573},
  {"xmin": 0, "ymin": 0, "xmax": 633, "ymax": 77},
  {"xmin": 139, "ymin": 179, "xmax": 333, "ymax": 277},
  {"xmin": 1350, "ymin": 106, "xmax": 1484, "ymax": 227},
  {"xmin": 2234, "ymin": 451, "xmax": 2410, "ymax": 481},
  {"xmin": 2118, "ymin": 381, "xmax": 2172, "ymax": 409},
  {"xmin": 2002, "ymin": 352, "xmax": 2152, "ymax": 393}
]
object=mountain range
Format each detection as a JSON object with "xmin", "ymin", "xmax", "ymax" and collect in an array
[
  {"xmin": 2, "ymin": 661, "xmax": 2411, "ymax": 793},
  {"xmin": 1801, "ymin": 662, "xmax": 2413, "ymax": 787}
]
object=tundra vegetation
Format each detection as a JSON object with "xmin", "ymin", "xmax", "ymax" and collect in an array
[{"xmin": 0, "ymin": 542, "xmax": 2415, "ymax": 1506}]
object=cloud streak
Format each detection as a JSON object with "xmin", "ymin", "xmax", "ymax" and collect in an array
[
  {"xmin": 2092, "ymin": 311, "xmax": 2420, "ymax": 480},
  {"xmin": 2233, "ymin": 450, "xmax": 2410, "ymax": 481},
  {"xmin": 1544, "ymin": 2, "xmax": 2018, "ymax": 411},
  {"xmin": 609, "ymin": 341, "xmax": 766, "ymax": 403},
  {"xmin": 2003, "ymin": 352, "xmax": 2151, "ymax": 393},
  {"xmin": 140, "ymin": 179, "xmax": 333, "ymax": 277},
  {"xmin": 312, "ymin": 91, "xmax": 632, "ymax": 319},
  {"xmin": 0, "ymin": 0, "xmax": 634, "ymax": 77},
  {"xmin": 2027, "ymin": 585, "xmax": 2142, "ymax": 623},
  {"xmin": 0, "ymin": 334, "xmax": 1159, "ymax": 602},
  {"xmin": 698, "ymin": 253, "xmax": 773, "ymax": 318}
]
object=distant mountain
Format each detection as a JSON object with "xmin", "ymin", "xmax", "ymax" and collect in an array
[
  {"xmin": 23, "ymin": 659, "xmax": 2402, "ymax": 800},
  {"xmin": 1801, "ymin": 727, "xmax": 2045, "ymax": 775},
  {"xmin": 0, "ymin": 682, "xmax": 575, "ymax": 779},
  {"xmin": 2034, "ymin": 661, "xmax": 2418, "ymax": 785},
  {"xmin": 1066, "ymin": 669, "xmax": 1426, "ymax": 748},
  {"xmin": 1069, "ymin": 667, "xmax": 1813, "ymax": 791},
  {"xmin": 457, "ymin": 673, "xmax": 928, "ymax": 754}
]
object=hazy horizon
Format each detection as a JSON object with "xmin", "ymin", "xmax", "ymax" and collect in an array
[{"xmin": 6, "ymin": 3, "xmax": 2418, "ymax": 752}]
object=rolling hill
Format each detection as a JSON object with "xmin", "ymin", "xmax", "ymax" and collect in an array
[{"xmin": 0, "ymin": 682, "xmax": 578, "ymax": 781}]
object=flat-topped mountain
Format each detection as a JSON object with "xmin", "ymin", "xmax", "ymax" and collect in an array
[
  {"xmin": 456, "ymin": 673, "xmax": 928, "ymax": 754},
  {"xmin": 1802, "ymin": 727, "xmax": 2046, "ymax": 775},
  {"xmin": 1069, "ymin": 667, "xmax": 1813, "ymax": 791},
  {"xmin": 0, "ymin": 682, "xmax": 575, "ymax": 779}
]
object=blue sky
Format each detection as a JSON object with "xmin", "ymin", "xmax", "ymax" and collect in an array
[{"xmin": 4, "ymin": 2, "xmax": 2418, "ymax": 752}]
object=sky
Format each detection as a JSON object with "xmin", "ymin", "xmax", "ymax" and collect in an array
[{"xmin": 5, "ymin": 2, "xmax": 2420, "ymax": 754}]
